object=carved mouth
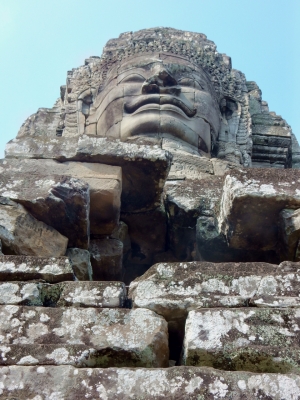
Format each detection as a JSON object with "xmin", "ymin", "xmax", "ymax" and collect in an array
[{"xmin": 124, "ymin": 94, "xmax": 197, "ymax": 118}]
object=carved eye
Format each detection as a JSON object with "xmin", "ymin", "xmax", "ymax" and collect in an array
[
  {"xmin": 120, "ymin": 74, "xmax": 145, "ymax": 83},
  {"xmin": 179, "ymin": 78, "xmax": 205, "ymax": 90},
  {"xmin": 178, "ymin": 78, "xmax": 195, "ymax": 87}
]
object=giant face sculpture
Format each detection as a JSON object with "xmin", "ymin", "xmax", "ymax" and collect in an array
[{"xmin": 79, "ymin": 54, "xmax": 221, "ymax": 156}]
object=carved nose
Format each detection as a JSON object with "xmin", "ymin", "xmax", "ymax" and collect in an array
[{"xmin": 142, "ymin": 66, "xmax": 180, "ymax": 95}]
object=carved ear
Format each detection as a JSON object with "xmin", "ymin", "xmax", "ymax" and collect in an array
[
  {"xmin": 198, "ymin": 137, "xmax": 208, "ymax": 153},
  {"xmin": 218, "ymin": 97, "xmax": 241, "ymax": 142}
]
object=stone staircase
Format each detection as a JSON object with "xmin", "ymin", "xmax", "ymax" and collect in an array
[{"xmin": 1, "ymin": 256, "xmax": 300, "ymax": 398}]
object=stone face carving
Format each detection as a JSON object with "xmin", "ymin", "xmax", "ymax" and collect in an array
[
  {"xmin": 6, "ymin": 27, "xmax": 299, "ymax": 169},
  {"xmin": 81, "ymin": 54, "xmax": 220, "ymax": 157}
]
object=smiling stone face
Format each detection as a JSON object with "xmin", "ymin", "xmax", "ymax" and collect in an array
[{"xmin": 81, "ymin": 54, "xmax": 221, "ymax": 156}]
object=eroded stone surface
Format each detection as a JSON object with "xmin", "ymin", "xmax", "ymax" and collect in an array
[
  {"xmin": 218, "ymin": 169, "xmax": 300, "ymax": 259},
  {"xmin": 0, "ymin": 306, "xmax": 168, "ymax": 368},
  {"xmin": 0, "ymin": 158, "xmax": 122, "ymax": 235},
  {"xmin": 89, "ymin": 238, "xmax": 123, "ymax": 281},
  {"xmin": 130, "ymin": 261, "xmax": 300, "ymax": 321},
  {"xmin": 0, "ymin": 256, "xmax": 73, "ymax": 283},
  {"xmin": 0, "ymin": 281, "xmax": 126, "ymax": 308},
  {"xmin": 0, "ymin": 171, "xmax": 90, "ymax": 249},
  {"xmin": 1, "ymin": 365, "xmax": 300, "ymax": 399},
  {"xmin": 164, "ymin": 177, "xmax": 223, "ymax": 261},
  {"xmin": 0, "ymin": 198, "xmax": 68, "ymax": 257},
  {"xmin": 279, "ymin": 208, "xmax": 300, "ymax": 261},
  {"xmin": 183, "ymin": 308, "xmax": 300, "ymax": 373},
  {"xmin": 66, "ymin": 248, "xmax": 92, "ymax": 281}
]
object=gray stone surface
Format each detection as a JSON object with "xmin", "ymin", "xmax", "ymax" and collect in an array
[
  {"xmin": 130, "ymin": 261, "xmax": 300, "ymax": 321},
  {"xmin": 1, "ymin": 365, "xmax": 300, "ymax": 399},
  {"xmin": 0, "ymin": 198, "xmax": 68, "ymax": 257},
  {"xmin": 66, "ymin": 248, "xmax": 92, "ymax": 281},
  {"xmin": 183, "ymin": 308, "xmax": 300, "ymax": 373},
  {"xmin": 0, "ymin": 306, "xmax": 168, "ymax": 368},
  {"xmin": 0, "ymin": 281, "xmax": 126, "ymax": 308},
  {"xmin": 89, "ymin": 238, "xmax": 123, "ymax": 281},
  {"xmin": 279, "ymin": 208, "xmax": 300, "ymax": 261},
  {"xmin": 6, "ymin": 136, "xmax": 172, "ymax": 213},
  {"xmin": 0, "ymin": 171, "xmax": 90, "ymax": 249},
  {"xmin": 0, "ymin": 255, "xmax": 73, "ymax": 283},
  {"xmin": 218, "ymin": 168, "xmax": 300, "ymax": 260},
  {"xmin": 0, "ymin": 158, "xmax": 122, "ymax": 235},
  {"xmin": 164, "ymin": 177, "xmax": 223, "ymax": 261}
]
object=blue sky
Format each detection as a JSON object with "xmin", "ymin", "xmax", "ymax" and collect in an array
[{"xmin": 0, "ymin": 0, "xmax": 299, "ymax": 158}]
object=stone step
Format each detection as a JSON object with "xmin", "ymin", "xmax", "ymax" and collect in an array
[
  {"xmin": 0, "ymin": 255, "xmax": 74, "ymax": 283},
  {"xmin": 183, "ymin": 308, "xmax": 300, "ymax": 373},
  {"xmin": 0, "ymin": 281, "xmax": 126, "ymax": 307},
  {"xmin": 0, "ymin": 306, "xmax": 168, "ymax": 368},
  {"xmin": 1, "ymin": 365, "xmax": 300, "ymax": 399},
  {"xmin": 130, "ymin": 261, "xmax": 300, "ymax": 322}
]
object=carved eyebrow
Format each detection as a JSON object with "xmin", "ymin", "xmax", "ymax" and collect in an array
[
  {"xmin": 119, "ymin": 73, "xmax": 145, "ymax": 83},
  {"xmin": 178, "ymin": 77, "xmax": 205, "ymax": 89}
]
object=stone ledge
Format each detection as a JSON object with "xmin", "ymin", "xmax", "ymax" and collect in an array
[
  {"xmin": 1, "ymin": 365, "xmax": 300, "ymax": 399},
  {"xmin": 0, "ymin": 281, "xmax": 126, "ymax": 308},
  {"xmin": 0, "ymin": 256, "xmax": 74, "ymax": 283}
]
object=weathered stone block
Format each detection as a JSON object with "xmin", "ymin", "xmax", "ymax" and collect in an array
[
  {"xmin": 0, "ymin": 281, "xmax": 126, "ymax": 308},
  {"xmin": 56, "ymin": 281, "xmax": 126, "ymax": 308},
  {"xmin": 164, "ymin": 177, "xmax": 223, "ymax": 261},
  {"xmin": 279, "ymin": 208, "xmax": 300, "ymax": 261},
  {"xmin": 75, "ymin": 136, "xmax": 172, "ymax": 212},
  {"xmin": 0, "ymin": 306, "xmax": 168, "ymax": 367},
  {"xmin": 89, "ymin": 238, "xmax": 123, "ymax": 280},
  {"xmin": 0, "ymin": 158, "xmax": 122, "ymax": 235},
  {"xmin": 0, "ymin": 256, "xmax": 73, "ymax": 283},
  {"xmin": 0, "ymin": 171, "xmax": 89, "ymax": 249},
  {"xmin": 6, "ymin": 137, "xmax": 172, "ymax": 213},
  {"xmin": 0, "ymin": 198, "xmax": 68, "ymax": 257},
  {"xmin": 1, "ymin": 365, "xmax": 300, "ymax": 399},
  {"xmin": 66, "ymin": 248, "xmax": 92, "ymax": 280},
  {"xmin": 218, "ymin": 169, "xmax": 300, "ymax": 259},
  {"xmin": 130, "ymin": 261, "xmax": 300, "ymax": 320},
  {"xmin": 183, "ymin": 308, "xmax": 300, "ymax": 373}
]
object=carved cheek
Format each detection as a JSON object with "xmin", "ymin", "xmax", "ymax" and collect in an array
[{"xmin": 194, "ymin": 91, "xmax": 220, "ymax": 135}]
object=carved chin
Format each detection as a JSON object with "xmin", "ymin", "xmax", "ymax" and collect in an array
[{"xmin": 119, "ymin": 110, "xmax": 211, "ymax": 152}]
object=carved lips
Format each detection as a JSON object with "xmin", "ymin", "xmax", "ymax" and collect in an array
[{"xmin": 124, "ymin": 94, "xmax": 197, "ymax": 118}]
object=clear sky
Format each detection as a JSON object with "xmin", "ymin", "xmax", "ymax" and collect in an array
[{"xmin": 0, "ymin": 0, "xmax": 299, "ymax": 158}]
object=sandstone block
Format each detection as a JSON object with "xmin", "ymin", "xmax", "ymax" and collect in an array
[
  {"xmin": 164, "ymin": 177, "xmax": 223, "ymax": 261},
  {"xmin": 6, "ymin": 136, "xmax": 172, "ymax": 213},
  {"xmin": 0, "ymin": 170, "xmax": 90, "ymax": 249},
  {"xmin": 279, "ymin": 208, "xmax": 300, "ymax": 261},
  {"xmin": 0, "ymin": 158, "xmax": 122, "ymax": 235},
  {"xmin": 0, "ymin": 256, "xmax": 73, "ymax": 283},
  {"xmin": 0, "ymin": 198, "xmax": 68, "ymax": 257},
  {"xmin": 130, "ymin": 261, "xmax": 300, "ymax": 321},
  {"xmin": 66, "ymin": 248, "xmax": 92, "ymax": 280},
  {"xmin": 183, "ymin": 308, "xmax": 300, "ymax": 373},
  {"xmin": 0, "ymin": 306, "xmax": 168, "ymax": 368},
  {"xmin": 111, "ymin": 221, "xmax": 131, "ymax": 254},
  {"xmin": 1, "ymin": 365, "xmax": 300, "ymax": 399},
  {"xmin": 89, "ymin": 238, "xmax": 123, "ymax": 280},
  {"xmin": 56, "ymin": 281, "xmax": 126, "ymax": 308},
  {"xmin": 75, "ymin": 136, "xmax": 172, "ymax": 212},
  {"xmin": 218, "ymin": 169, "xmax": 300, "ymax": 259},
  {"xmin": 0, "ymin": 281, "xmax": 126, "ymax": 308}
]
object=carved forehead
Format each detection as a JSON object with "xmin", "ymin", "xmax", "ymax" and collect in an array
[{"xmin": 105, "ymin": 53, "xmax": 214, "ymax": 88}]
